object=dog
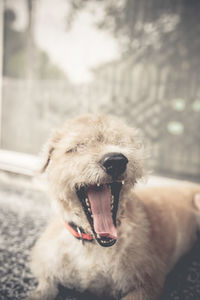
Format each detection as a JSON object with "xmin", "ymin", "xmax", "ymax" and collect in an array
[{"xmin": 27, "ymin": 114, "xmax": 200, "ymax": 300}]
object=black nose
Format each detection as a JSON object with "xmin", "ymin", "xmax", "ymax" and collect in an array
[{"xmin": 99, "ymin": 153, "xmax": 128, "ymax": 178}]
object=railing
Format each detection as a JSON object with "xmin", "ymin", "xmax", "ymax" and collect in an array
[{"xmin": 1, "ymin": 75, "xmax": 200, "ymax": 180}]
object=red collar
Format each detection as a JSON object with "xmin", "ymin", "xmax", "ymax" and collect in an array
[{"xmin": 64, "ymin": 222, "xmax": 94, "ymax": 242}]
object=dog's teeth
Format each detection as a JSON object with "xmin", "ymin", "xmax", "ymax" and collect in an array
[
  {"xmin": 88, "ymin": 207, "xmax": 91, "ymax": 212},
  {"xmin": 85, "ymin": 198, "xmax": 90, "ymax": 206},
  {"xmin": 111, "ymin": 195, "xmax": 114, "ymax": 203},
  {"xmin": 97, "ymin": 234, "xmax": 100, "ymax": 238},
  {"xmin": 97, "ymin": 183, "xmax": 100, "ymax": 187},
  {"xmin": 122, "ymin": 180, "xmax": 125, "ymax": 185}
]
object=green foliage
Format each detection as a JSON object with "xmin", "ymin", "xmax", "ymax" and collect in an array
[
  {"xmin": 3, "ymin": 8, "xmax": 67, "ymax": 80},
  {"xmin": 37, "ymin": 51, "xmax": 66, "ymax": 80},
  {"xmin": 67, "ymin": 0, "xmax": 200, "ymax": 68}
]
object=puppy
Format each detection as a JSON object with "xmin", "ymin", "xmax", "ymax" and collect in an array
[{"xmin": 27, "ymin": 114, "xmax": 200, "ymax": 300}]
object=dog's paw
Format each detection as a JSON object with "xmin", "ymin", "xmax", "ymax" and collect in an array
[
  {"xmin": 193, "ymin": 194, "xmax": 200, "ymax": 210},
  {"xmin": 25, "ymin": 291, "xmax": 56, "ymax": 300}
]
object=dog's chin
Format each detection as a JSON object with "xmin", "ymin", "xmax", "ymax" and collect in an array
[{"xmin": 75, "ymin": 181, "xmax": 123, "ymax": 247}]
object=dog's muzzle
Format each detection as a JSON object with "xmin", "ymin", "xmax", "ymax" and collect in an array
[
  {"xmin": 74, "ymin": 153, "xmax": 128, "ymax": 248},
  {"xmin": 99, "ymin": 152, "xmax": 128, "ymax": 178},
  {"xmin": 76, "ymin": 182, "xmax": 123, "ymax": 247}
]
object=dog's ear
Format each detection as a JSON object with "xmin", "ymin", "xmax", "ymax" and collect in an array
[
  {"xmin": 40, "ymin": 130, "xmax": 61, "ymax": 173},
  {"xmin": 40, "ymin": 145, "xmax": 54, "ymax": 173},
  {"xmin": 193, "ymin": 194, "xmax": 200, "ymax": 211}
]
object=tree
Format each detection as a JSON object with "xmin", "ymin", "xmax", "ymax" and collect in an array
[
  {"xmin": 67, "ymin": 0, "xmax": 200, "ymax": 179},
  {"xmin": 3, "ymin": 8, "xmax": 67, "ymax": 79},
  {"xmin": 67, "ymin": 0, "xmax": 200, "ymax": 67}
]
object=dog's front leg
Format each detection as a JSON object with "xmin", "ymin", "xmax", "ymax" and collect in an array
[
  {"xmin": 121, "ymin": 289, "xmax": 147, "ymax": 300},
  {"xmin": 121, "ymin": 288, "xmax": 160, "ymax": 300},
  {"xmin": 26, "ymin": 279, "xmax": 58, "ymax": 300}
]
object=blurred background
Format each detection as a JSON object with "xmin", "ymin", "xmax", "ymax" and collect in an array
[
  {"xmin": 1, "ymin": 2, "xmax": 200, "ymax": 300},
  {"xmin": 0, "ymin": 0, "xmax": 200, "ymax": 181}
]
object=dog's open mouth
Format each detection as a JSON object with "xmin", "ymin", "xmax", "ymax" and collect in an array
[{"xmin": 76, "ymin": 182, "xmax": 122, "ymax": 247}]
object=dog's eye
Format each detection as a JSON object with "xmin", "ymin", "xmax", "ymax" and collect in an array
[
  {"xmin": 66, "ymin": 148, "xmax": 76, "ymax": 153},
  {"xmin": 66, "ymin": 143, "xmax": 85, "ymax": 153},
  {"xmin": 66, "ymin": 146, "xmax": 78, "ymax": 153}
]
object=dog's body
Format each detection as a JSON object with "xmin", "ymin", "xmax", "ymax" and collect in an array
[{"xmin": 27, "ymin": 115, "xmax": 200, "ymax": 300}]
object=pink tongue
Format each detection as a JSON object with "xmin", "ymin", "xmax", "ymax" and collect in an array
[{"xmin": 87, "ymin": 185, "xmax": 118, "ymax": 240}]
